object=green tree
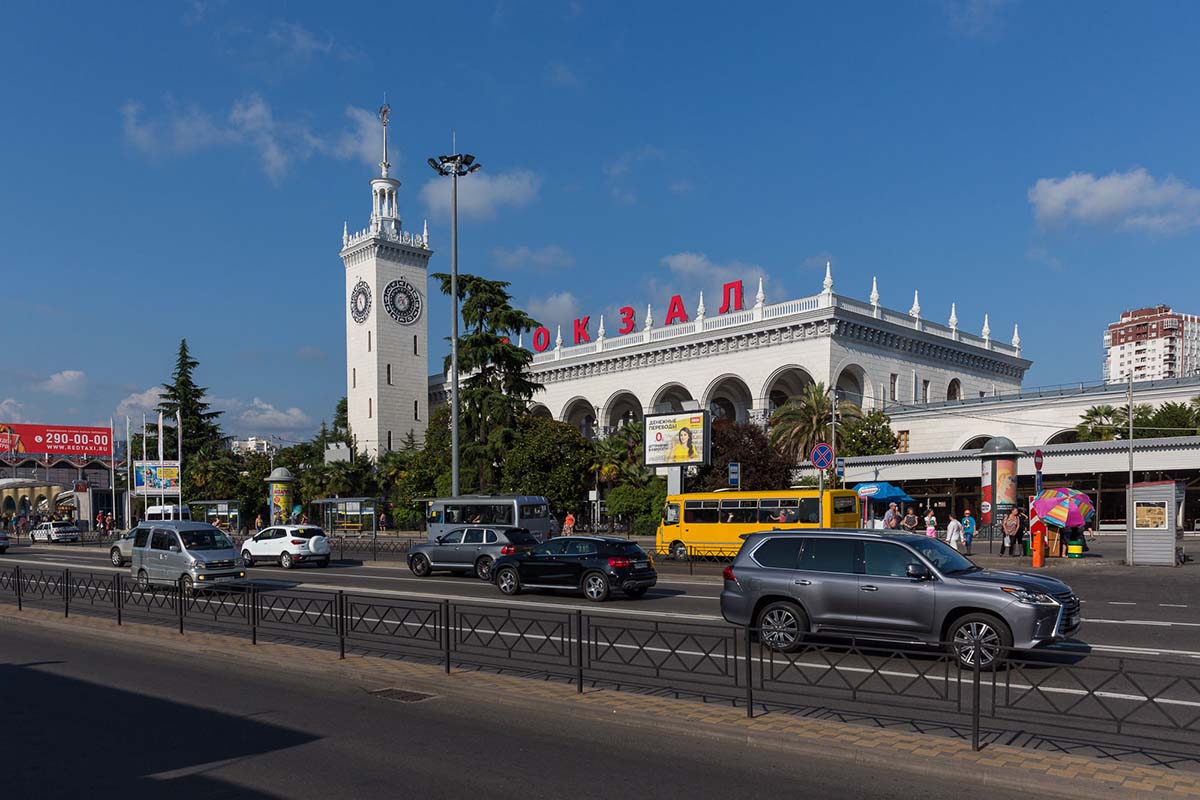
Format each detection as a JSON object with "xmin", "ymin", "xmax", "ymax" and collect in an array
[
  {"xmin": 769, "ymin": 382, "xmax": 862, "ymax": 463},
  {"xmin": 500, "ymin": 416, "xmax": 594, "ymax": 514},
  {"xmin": 604, "ymin": 478, "xmax": 667, "ymax": 537},
  {"xmin": 1145, "ymin": 401, "xmax": 1199, "ymax": 438},
  {"xmin": 1112, "ymin": 403, "xmax": 1155, "ymax": 439},
  {"xmin": 691, "ymin": 421, "xmax": 794, "ymax": 492},
  {"xmin": 156, "ymin": 339, "xmax": 223, "ymax": 462},
  {"xmin": 433, "ymin": 273, "xmax": 542, "ymax": 492},
  {"xmin": 837, "ymin": 410, "xmax": 898, "ymax": 457},
  {"xmin": 1075, "ymin": 404, "xmax": 1119, "ymax": 442}
]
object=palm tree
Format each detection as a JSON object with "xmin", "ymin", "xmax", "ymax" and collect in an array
[
  {"xmin": 769, "ymin": 382, "xmax": 862, "ymax": 463},
  {"xmin": 1075, "ymin": 404, "xmax": 1118, "ymax": 442}
]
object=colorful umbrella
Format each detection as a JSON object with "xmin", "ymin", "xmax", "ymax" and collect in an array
[{"xmin": 1032, "ymin": 488, "xmax": 1095, "ymax": 528}]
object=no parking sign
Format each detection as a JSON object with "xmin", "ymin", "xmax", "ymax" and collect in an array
[{"xmin": 811, "ymin": 443, "xmax": 835, "ymax": 469}]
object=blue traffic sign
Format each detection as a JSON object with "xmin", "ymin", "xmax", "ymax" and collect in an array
[
  {"xmin": 811, "ymin": 443, "xmax": 835, "ymax": 469},
  {"xmin": 728, "ymin": 461, "xmax": 741, "ymax": 488},
  {"xmin": 835, "ymin": 457, "xmax": 845, "ymax": 477}
]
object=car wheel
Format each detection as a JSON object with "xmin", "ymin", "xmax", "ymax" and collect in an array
[
  {"xmin": 474, "ymin": 556, "xmax": 494, "ymax": 581},
  {"xmin": 280, "ymin": 551, "xmax": 293, "ymax": 569},
  {"xmin": 950, "ymin": 613, "xmax": 1012, "ymax": 670},
  {"xmin": 409, "ymin": 554, "xmax": 431, "ymax": 577},
  {"xmin": 241, "ymin": 550, "xmax": 254, "ymax": 568},
  {"xmin": 496, "ymin": 566, "xmax": 521, "ymax": 596},
  {"xmin": 181, "ymin": 575, "xmax": 195, "ymax": 595},
  {"xmin": 670, "ymin": 541, "xmax": 688, "ymax": 561},
  {"xmin": 582, "ymin": 572, "xmax": 610, "ymax": 602},
  {"xmin": 110, "ymin": 548, "xmax": 123, "ymax": 567},
  {"xmin": 136, "ymin": 569, "xmax": 150, "ymax": 590},
  {"xmin": 757, "ymin": 601, "xmax": 809, "ymax": 653},
  {"xmin": 317, "ymin": 558, "xmax": 330, "ymax": 568},
  {"xmin": 623, "ymin": 586, "xmax": 648, "ymax": 599}
]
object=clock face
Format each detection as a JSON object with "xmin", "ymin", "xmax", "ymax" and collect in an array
[
  {"xmin": 350, "ymin": 280, "xmax": 372, "ymax": 324},
  {"xmin": 383, "ymin": 279, "xmax": 423, "ymax": 325}
]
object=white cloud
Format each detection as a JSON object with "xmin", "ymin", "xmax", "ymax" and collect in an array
[
  {"xmin": 669, "ymin": 180, "xmax": 693, "ymax": 195},
  {"xmin": 420, "ymin": 169, "xmax": 541, "ymax": 220},
  {"xmin": 606, "ymin": 145, "xmax": 664, "ymax": 204},
  {"xmin": 1028, "ymin": 168, "xmax": 1200, "ymax": 233},
  {"xmin": 526, "ymin": 291, "xmax": 582, "ymax": 330},
  {"xmin": 115, "ymin": 387, "xmax": 163, "ymax": 419},
  {"xmin": 492, "ymin": 245, "xmax": 574, "ymax": 270},
  {"xmin": 239, "ymin": 398, "xmax": 313, "ymax": 431},
  {"xmin": 0, "ymin": 398, "xmax": 28, "ymax": 423},
  {"xmin": 35, "ymin": 370, "xmax": 86, "ymax": 396},
  {"xmin": 323, "ymin": 105, "xmax": 382, "ymax": 169},
  {"xmin": 943, "ymin": 0, "xmax": 1011, "ymax": 36},
  {"xmin": 228, "ymin": 94, "xmax": 288, "ymax": 181},
  {"xmin": 296, "ymin": 346, "xmax": 327, "ymax": 362},
  {"xmin": 268, "ymin": 20, "xmax": 334, "ymax": 61},
  {"xmin": 546, "ymin": 62, "xmax": 580, "ymax": 88},
  {"xmin": 655, "ymin": 252, "xmax": 771, "ymax": 312}
]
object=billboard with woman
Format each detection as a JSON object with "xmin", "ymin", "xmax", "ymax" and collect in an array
[{"xmin": 643, "ymin": 411, "xmax": 710, "ymax": 467}]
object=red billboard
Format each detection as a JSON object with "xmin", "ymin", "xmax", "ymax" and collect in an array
[{"xmin": 0, "ymin": 423, "xmax": 113, "ymax": 456}]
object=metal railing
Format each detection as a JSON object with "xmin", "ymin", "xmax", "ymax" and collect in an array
[{"xmin": 0, "ymin": 563, "xmax": 1197, "ymax": 757}]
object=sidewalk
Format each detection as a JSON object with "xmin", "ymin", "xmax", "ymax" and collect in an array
[{"xmin": 2, "ymin": 606, "xmax": 1198, "ymax": 797}]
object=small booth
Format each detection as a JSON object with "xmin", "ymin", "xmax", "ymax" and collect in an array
[
  {"xmin": 854, "ymin": 482, "xmax": 914, "ymax": 528},
  {"xmin": 1128, "ymin": 480, "xmax": 1186, "ymax": 567},
  {"xmin": 311, "ymin": 497, "xmax": 379, "ymax": 536},
  {"xmin": 191, "ymin": 500, "xmax": 241, "ymax": 533}
]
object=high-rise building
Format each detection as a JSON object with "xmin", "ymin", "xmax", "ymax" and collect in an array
[
  {"xmin": 1103, "ymin": 305, "xmax": 1200, "ymax": 383},
  {"xmin": 340, "ymin": 104, "xmax": 432, "ymax": 458}
]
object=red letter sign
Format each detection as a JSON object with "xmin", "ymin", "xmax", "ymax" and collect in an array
[
  {"xmin": 532, "ymin": 327, "xmax": 551, "ymax": 352},
  {"xmin": 573, "ymin": 316, "xmax": 591, "ymax": 344},
  {"xmin": 664, "ymin": 294, "xmax": 689, "ymax": 325},
  {"xmin": 718, "ymin": 280, "xmax": 744, "ymax": 314},
  {"xmin": 618, "ymin": 306, "xmax": 636, "ymax": 335}
]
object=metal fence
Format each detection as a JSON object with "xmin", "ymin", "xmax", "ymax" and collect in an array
[{"xmin": 1, "ymin": 562, "xmax": 1197, "ymax": 757}]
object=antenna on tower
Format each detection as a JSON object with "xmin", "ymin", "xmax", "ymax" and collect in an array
[{"xmin": 378, "ymin": 96, "xmax": 392, "ymax": 178}]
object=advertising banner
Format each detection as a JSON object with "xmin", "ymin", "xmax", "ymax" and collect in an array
[
  {"xmin": 994, "ymin": 457, "xmax": 1018, "ymax": 515},
  {"xmin": 133, "ymin": 461, "xmax": 181, "ymax": 496},
  {"xmin": 644, "ymin": 411, "xmax": 710, "ymax": 467},
  {"xmin": 270, "ymin": 482, "xmax": 292, "ymax": 524},
  {"xmin": 980, "ymin": 459, "xmax": 994, "ymax": 524},
  {"xmin": 0, "ymin": 423, "xmax": 113, "ymax": 457}
]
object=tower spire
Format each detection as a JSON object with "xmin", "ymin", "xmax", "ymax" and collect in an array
[{"xmin": 378, "ymin": 100, "xmax": 391, "ymax": 178}]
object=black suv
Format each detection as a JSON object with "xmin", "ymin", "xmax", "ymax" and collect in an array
[{"xmin": 492, "ymin": 536, "xmax": 657, "ymax": 602}]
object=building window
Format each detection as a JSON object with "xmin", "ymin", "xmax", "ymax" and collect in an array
[
  {"xmin": 897, "ymin": 430, "xmax": 910, "ymax": 453},
  {"xmin": 387, "ymin": 364, "xmax": 391, "ymax": 385},
  {"xmin": 414, "ymin": 400, "xmax": 419, "ymax": 420},
  {"xmin": 352, "ymin": 368, "xmax": 356, "ymax": 389},
  {"xmin": 413, "ymin": 335, "xmax": 418, "ymax": 355},
  {"xmin": 368, "ymin": 331, "xmax": 372, "ymax": 352},
  {"xmin": 387, "ymin": 431, "xmax": 392, "ymax": 451},
  {"xmin": 369, "ymin": 397, "xmax": 373, "ymax": 418},
  {"xmin": 889, "ymin": 373, "xmax": 898, "ymax": 402},
  {"xmin": 921, "ymin": 380, "xmax": 930, "ymax": 403}
]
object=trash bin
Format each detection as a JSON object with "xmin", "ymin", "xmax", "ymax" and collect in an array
[
  {"xmin": 1024, "ymin": 540, "xmax": 1032, "ymax": 556},
  {"xmin": 1067, "ymin": 542, "xmax": 1083, "ymax": 559}
]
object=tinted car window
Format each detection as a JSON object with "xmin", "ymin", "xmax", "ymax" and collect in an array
[
  {"xmin": 862, "ymin": 541, "xmax": 921, "ymax": 577},
  {"xmin": 797, "ymin": 538, "xmax": 855, "ymax": 573},
  {"xmin": 758, "ymin": 499, "xmax": 799, "ymax": 524},
  {"xmin": 907, "ymin": 537, "xmax": 977, "ymax": 574},
  {"xmin": 796, "ymin": 498, "xmax": 821, "ymax": 523},
  {"xmin": 564, "ymin": 539, "xmax": 597, "ymax": 556},
  {"xmin": 463, "ymin": 529, "xmax": 485, "ymax": 545},
  {"xmin": 752, "ymin": 537, "xmax": 804, "ymax": 569},
  {"xmin": 441, "ymin": 530, "xmax": 465, "ymax": 545},
  {"xmin": 533, "ymin": 539, "xmax": 570, "ymax": 556},
  {"xmin": 151, "ymin": 530, "xmax": 174, "ymax": 551},
  {"xmin": 484, "ymin": 530, "xmax": 498, "ymax": 544},
  {"xmin": 180, "ymin": 529, "xmax": 232, "ymax": 551},
  {"xmin": 833, "ymin": 495, "xmax": 857, "ymax": 514},
  {"xmin": 720, "ymin": 499, "xmax": 758, "ymax": 524},
  {"xmin": 684, "ymin": 500, "xmax": 719, "ymax": 524},
  {"xmin": 134, "ymin": 528, "xmax": 151, "ymax": 548},
  {"xmin": 607, "ymin": 542, "xmax": 648, "ymax": 558},
  {"xmin": 504, "ymin": 530, "xmax": 539, "ymax": 545}
]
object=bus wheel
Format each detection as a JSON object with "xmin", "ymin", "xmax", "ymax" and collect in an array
[{"xmin": 670, "ymin": 541, "xmax": 688, "ymax": 561}]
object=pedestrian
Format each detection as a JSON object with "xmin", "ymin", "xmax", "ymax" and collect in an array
[
  {"xmin": 946, "ymin": 511, "xmax": 965, "ymax": 551},
  {"xmin": 1015, "ymin": 506, "xmax": 1029, "ymax": 557},
  {"xmin": 379, "ymin": 511, "xmax": 388, "ymax": 532},
  {"xmin": 962, "ymin": 508, "xmax": 976, "ymax": 555},
  {"xmin": 563, "ymin": 511, "xmax": 576, "ymax": 535},
  {"xmin": 900, "ymin": 506, "xmax": 919, "ymax": 533},
  {"xmin": 255, "ymin": 513, "xmax": 263, "ymax": 531},
  {"xmin": 96, "ymin": 510, "xmax": 105, "ymax": 535},
  {"xmin": 106, "ymin": 512, "xmax": 114, "ymax": 536},
  {"xmin": 882, "ymin": 502, "xmax": 899, "ymax": 530},
  {"xmin": 1000, "ymin": 508, "xmax": 1020, "ymax": 555},
  {"xmin": 924, "ymin": 509, "xmax": 938, "ymax": 538},
  {"xmin": 1086, "ymin": 524, "xmax": 1097, "ymax": 543}
]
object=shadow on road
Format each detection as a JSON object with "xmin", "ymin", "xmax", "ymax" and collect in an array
[{"xmin": 1, "ymin": 660, "xmax": 317, "ymax": 796}]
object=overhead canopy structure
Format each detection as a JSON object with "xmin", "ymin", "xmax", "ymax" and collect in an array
[{"xmin": 854, "ymin": 481, "xmax": 915, "ymax": 503}]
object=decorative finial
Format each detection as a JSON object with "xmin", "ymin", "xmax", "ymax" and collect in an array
[
  {"xmin": 343, "ymin": 221, "xmax": 349, "ymax": 246},
  {"xmin": 517, "ymin": 331, "xmax": 524, "ymax": 349},
  {"xmin": 644, "ymin": 303, "xmax": 653, "ymax": 329},
  {"xmin": 982, "ymin": 314, "xmax": 991, "ymax": 340},
  {"xmin": 423, "ymin": 219, "xmax": 429, "ymax": 247},
  {"xmin": 378, "ymin": 100, "xmax": 392, "ymax": 178},
  {"xmin": 755, "ymin": 276, "xmax": 766, "ymax": 307},
  {"xmin": 597, "ymin": 314, "xmax": 606, "ymax": 339},
  {"xmin": 696, "ymin": 290, "xmax": 706, "ymax": 321},
  {"xmin": 869, "ymin": 276, "xmax": 879, "ymax": 306},
  {"xmin": 822, "ymin": 261, "xmax": 833, "ymax": 294},
  {"xmin": 554, "ymin": 324, "xmax": 563, "ymax": 349},
  {"xmin": 1012, "ymin": 323, "xmax": 1021, "ymax": 348},
  {"xmin": 949, "ymin": 303, "xmax": 958, "ymax": 330},
  {"xmin": 909, "ymin": 290, "xmax": 921, "ymax": 318}
]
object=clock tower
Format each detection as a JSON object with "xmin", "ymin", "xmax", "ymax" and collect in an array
[{"xmin": 340, "ymin": 103, "xmax": 431, "ymax": 458}]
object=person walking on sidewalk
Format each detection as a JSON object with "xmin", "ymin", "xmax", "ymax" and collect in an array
[
  {"xmin": 962, "ymin": 508, "xmax": 976, "ymax": 555},
  {"xmin": 924, "ymin": 509, "xmax": 938, "ymax": 538},
  {"xmin": 900, "ymin": 507, "xmax": 919, "ymax": 533},
  {"xmin": 563, "ymin": 511, "xmax": 576, "ymax": 536},
  {"xmin": 946, "ymin": 511, "xmax": 965, "ymax": 551},
  {"xmin": 1000, "ymin": 508, "xmax": 1020, "ymax": 556}
]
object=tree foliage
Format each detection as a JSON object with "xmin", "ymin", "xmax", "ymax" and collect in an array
[
  {"xmin": 692, "ymin": 421, "xmax": 794, "ymax": 492},
  {"xmin": 1077, "ymin": 399, "xmax": 1200, "ymax": 441},
  {"xmin": 156, "ymin": 339, "xmax": 223, "ymax": 463},
  {"xmin": 769, "ymin": 382, "xmax": 862, "ymax": 463},
  {"xmin": 500, "ymin": 416, "xmax": 594, "ymax": 513},
  {"xmin": 837, "ymin": 410, "xmax": 898, "ymax": 457}
]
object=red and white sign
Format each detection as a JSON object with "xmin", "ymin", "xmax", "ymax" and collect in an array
[
  {"xmin": 1034, "ymin": 449, "xmax": 1044, "ymax": 471},
  {"xmin": 0, "ymin": 423, "xmax": 113, "ymax": 456}
]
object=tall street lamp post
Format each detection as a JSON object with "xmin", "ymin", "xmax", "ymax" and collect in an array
[{"xmin": 427, "ymin": 152, "xmax": 481, "ymax": 498}]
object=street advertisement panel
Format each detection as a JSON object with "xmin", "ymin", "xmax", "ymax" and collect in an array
[
  {"xmin": 0, "ymin": 423, "xmax": 113, "ymax": 456},
  {"xmin": 643, "ymin": 411, "xmax": 710, "ymax": 467},
  {"xmin": 133, "ymin": 461, "xmax": 181, "ymax": 495},
  {"xmin": 980, "ymin": 459, "xmax": 994, "ymax": 524},
  {"xmin": 1134, "ymin": 501, "xmax": 1168, "ymax": 530},
  {"xmin": 994, "ymin": 457, "xmax": 1018, "ymax": 515},
  {"xmin": 270, "ymin": 482, "xmax": 292, "ymax": 524}
]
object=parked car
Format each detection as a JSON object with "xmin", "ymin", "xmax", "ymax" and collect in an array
[
  {"xmin": 0, "ymin": 529, "xmax": 9, "ymax": 553},
  {"xmin": 109, "ymin": 530, "xmax": 137, "ymax": 566},
  {"xmin": 719, "ymin": 529, "xmax": 1081, "ymax": 668},
  {"xmin": 408, "ymin": 526, "xmax": 540, "ymax": 580},
  {"xmin": 491, "ymin": 536, "xmax": 657, "ymax": 602},
  {"xmin": 130, "ymin": 522, "xmax": 245, "ymax": 593},
  {"xmin": 240, "ymin": 525, "xmax": 331, "ymax": 569},
  {"xmin": 31, "ymin": 521, "xmax": 81, "ymax": 543}
]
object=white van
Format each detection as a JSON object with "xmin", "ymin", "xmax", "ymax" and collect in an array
[{"xmin": 145, "ymin": 505, "xmax": 192, "ymax": 522}]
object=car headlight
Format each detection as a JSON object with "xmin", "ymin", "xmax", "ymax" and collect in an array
[
  {"xmin": 193, "ymin": 560, "xmax": 207, "ymax": 570},
  {"xmin": 1002, "ymin": 587, "xmax": 1059, "ymax": 605},
  {"xmin": 235, "ymin": 558, "xmax": 245, "ymax": 567}
]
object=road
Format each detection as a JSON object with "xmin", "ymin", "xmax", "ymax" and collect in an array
[
  {"xmin": 0, "ymin": 621, "xmax": 1037, "ymax": 799},
  {"xmin": 4, "ymin": 540, "xmax": 1198, "ymax": 662}
]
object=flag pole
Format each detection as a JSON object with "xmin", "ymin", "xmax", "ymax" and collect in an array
[
  {"xmin": 176, "ymin": 410, "xmax": 183, "ymax": 520},
  {"xmin": 109, "ymin": 417, "xmax": 116, "ymax": 532},
  {"xmin": 125, "ymin": 416, "xmax": 132, "ymax": 528}
]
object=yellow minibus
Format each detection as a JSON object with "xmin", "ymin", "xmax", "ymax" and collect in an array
[{"xmin": 655, "ymin": 489, "xmax": 860, "ymax": 559}]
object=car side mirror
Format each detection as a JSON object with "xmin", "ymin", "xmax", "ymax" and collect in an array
[
  {"xmin": 169, "ymin": 545, "xmax": 179, "ymax": 553},
  {"xmin": 435, "ymin": 536, "xmax": 444, "ymax": 544},
  {"xmin": 906, "ymin": 563, "xmax": 932, "ymax": 581}
]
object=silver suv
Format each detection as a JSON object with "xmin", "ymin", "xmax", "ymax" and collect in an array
[
  {"xmin": 130, "ymin": 522, "xmax": 245, "ymax": 593},
  {"xmin": 720, "ymin": 530, "xmax": 1080, "ymax": 667}
]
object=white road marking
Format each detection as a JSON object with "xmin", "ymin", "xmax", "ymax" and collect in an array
[
  {"xmin": 1108, "ymin": 601, "xmax": 1136, "ymax": 605},
  {"xmin": 1085, "ymin": 618, "xmax": 1200, "ymax": 628},
  {"xmin": 1161, "ymin": 604, "xmax": 1190, "ymax": 608},
  {"xmin": 1087, "ymin": 644, "xmax": 1200, "ymax": 658}
]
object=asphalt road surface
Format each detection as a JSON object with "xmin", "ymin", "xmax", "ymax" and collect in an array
[
  {"xmin": 1, "ymin": 621, "xmax": 1040, "ymax": 800},
  {"xmin": 4, "ymin": 540, "xmax": 1199, "ymax": 663}
]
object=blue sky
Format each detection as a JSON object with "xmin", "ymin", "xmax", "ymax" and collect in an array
[{"xmin": 2, "ymin": 1, "xmax": 1199, "ymax": 440}]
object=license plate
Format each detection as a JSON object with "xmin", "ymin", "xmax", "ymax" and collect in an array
[
  {"xmin": 212, "ymin": 576, "xmax": 235, "ymax": 583},
  {"xmin": 634, "ymin": 560, "xmax": 649, "ymax": 569}
]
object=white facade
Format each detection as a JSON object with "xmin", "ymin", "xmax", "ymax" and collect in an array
[
  {"xmin": 230, "ymin": 436, "xmax": 276, "ymax": 456},
  {"xmin": 341, "ymin": 106, "xmax": 432, "ymax": 458},
  {"xmin": 431, "ymin": 267, "xmax": 1029, "ymax": 437}
]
